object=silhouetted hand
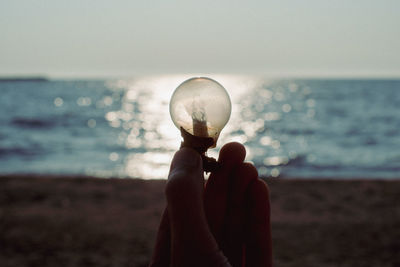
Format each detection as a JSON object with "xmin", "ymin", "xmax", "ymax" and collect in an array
[{"xmin": 149, "ymin": 142, "xmax": 272, "ymax": 267}]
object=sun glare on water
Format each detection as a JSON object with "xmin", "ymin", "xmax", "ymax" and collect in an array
[{"xmin": 103, "ymin": 74, "xmax": 262, "ymax": 179}]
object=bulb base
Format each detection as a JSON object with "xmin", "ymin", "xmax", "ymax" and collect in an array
[{"xmin": 179, "ymin": 127, "xmax": 220, "ymax": 173}]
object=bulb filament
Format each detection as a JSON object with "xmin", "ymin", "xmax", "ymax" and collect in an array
[
  {"xmin": 191, "ymin": 99, "xmax": 208, "ymax": 138},
  {"xmin": 192, "ymin": 117, "xmax": 208, "ymax": 137}
]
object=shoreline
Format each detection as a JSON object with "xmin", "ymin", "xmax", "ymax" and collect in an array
[
  {"xmin": 2, "ymin": 173, "xmax": 399, "ymax": 180},
  {"xmin": 1, "ymin": 176, "xmax": 399, "ymax": 266}
]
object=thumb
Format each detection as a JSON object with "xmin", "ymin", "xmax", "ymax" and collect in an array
[
  {"xmin": 169, "ymin": 147, "xmax": 202, "ymax": 178},
  {"xmin": 166, "ymin": 148, "xmax": 220, "ymax": 266},
  {"xmin": 149, "ymin": 148, "xmax": 203, "ymax": 267},
  {"xmin": 166, "ymin": 147, "xmax": 203, "ymax": 203}
]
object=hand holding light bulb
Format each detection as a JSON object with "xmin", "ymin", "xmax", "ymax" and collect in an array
[
  {"xmin": 149, "ymin": 77, "xmax": 272, "ymax": 267},
  {"xmin": 150, "ymin": 143, "xmax": 273, "ymax": 267}
]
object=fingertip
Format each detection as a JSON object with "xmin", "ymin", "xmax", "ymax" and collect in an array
[{"xmin": 218, "ymin": 142, "xmax": 246, "ymax": 164}]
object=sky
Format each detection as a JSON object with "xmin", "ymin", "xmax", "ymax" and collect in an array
[{"xmin": 1, "ymin": 0, "xmax": 400, "ymax": 78}]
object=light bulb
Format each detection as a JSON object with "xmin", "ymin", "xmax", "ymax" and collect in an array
[{"xmin": 169, "ymin": 77, "xmax": 232, "ymax": 149}]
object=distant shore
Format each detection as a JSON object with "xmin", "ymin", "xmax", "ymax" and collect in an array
[
  {"xmin": 0, "ymin": 76, "xmax": 48, "ymax": 82},
  {"xmin": 1, "ymin": 176, "xmax": 399, "ymax": 267}
]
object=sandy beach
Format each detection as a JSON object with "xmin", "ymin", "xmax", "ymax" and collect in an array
[{"xmin": 0, "ymin": 176, "xmax": 399, "ymax": 267}]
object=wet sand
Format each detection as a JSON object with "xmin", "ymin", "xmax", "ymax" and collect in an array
[{"xmin": 0, "ymin": 176, "xmax": 399, "ymax": 267}]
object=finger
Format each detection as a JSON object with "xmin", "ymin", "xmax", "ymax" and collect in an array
[
  {"xmin": 166, "ymin": 148, "xmax": 222, "ymax": 266},
  {"xmin": 149, "ymin": 208, "xmax": 171, "ymax": 267},
  {"xmin": 204, "ymin": 142, "xmax": 246, "ymax": 239},
  {"xmin": 166, "ymin": 147, "xmax": 203, "ymax": 205},
  {"xmin": 206, "ymin": 142, "xmax": 246, "ymax": 193},
  {"xmin": 169, "ymin": 147, "xmax": 202, "ymax": 182},
  {"xmin": 244, "ymin": 179, "xmax": 273, "ymax": 267},
  {"xmin": 222, "ymin": 162, "xmax": 259, "ymax": 267},
  {"xmin": 230, "ymin": 162, "xmax": 259, "ymax": 210},
  {"xmin": 166, "ymin": 147, "xmax": 205, "ymax": 235},
  {"xmin": 151, "ymin": 148, "xmax": 202, "ymax": 267},
  {"xmin": 217, "ymin": 141, "xmax": 247, "ymax": 165}
]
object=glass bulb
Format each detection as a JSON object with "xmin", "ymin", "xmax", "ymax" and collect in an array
[{"xmin": 169, "ymin": 77, "xmax": 231, "ymax": 147}]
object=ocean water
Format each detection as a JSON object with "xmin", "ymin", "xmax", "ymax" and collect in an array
[{"xmin": 0, "ymin": 75, "xmax": 399, "ymax": 179}]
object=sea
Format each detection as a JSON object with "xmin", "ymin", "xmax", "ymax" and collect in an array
[{"xmin": 0, "ymin": 75, "xmax": 399, "ymax": 179}]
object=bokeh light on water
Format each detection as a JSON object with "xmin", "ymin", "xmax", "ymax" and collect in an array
[
  {"xmin": 0, "ymin": 77, "xmax": 399, "ymax": 179},
  {"xmin": 101, "ymin": 74, "xmax": 263, "ymax": 179}
]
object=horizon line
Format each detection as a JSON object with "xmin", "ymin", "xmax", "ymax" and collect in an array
[{"xmin": 1, "ymin": 70, "xmax": 400, "ymax": 80}]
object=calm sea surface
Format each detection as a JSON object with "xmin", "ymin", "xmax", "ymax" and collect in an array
[{"xmin": 0, "ymin": 75, "xmax": 399, "ymax": 179}]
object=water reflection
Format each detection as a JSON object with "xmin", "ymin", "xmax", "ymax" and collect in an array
[
  {"xmin": 54, "ymin": 97, "xmax": 64, "ymax": 107},
  {"xmin": 104, "ymin": 75, "xmax": 317, "ymax": 179},
  {"xmin": 3, "ymin": 78, "xmax": 397, "ymax": 179},
  {"xmin": 103, "ymin": 75, "xmax": 264, "ymax": 179}
]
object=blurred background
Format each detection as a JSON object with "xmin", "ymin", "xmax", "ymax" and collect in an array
[
  {"xmin": 1, "ymin": 77, "xmax": 399, "ymax": 179},
  {"xmin": 1, "ymin": 0, "xmax": 399, "ymax": 179}
]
